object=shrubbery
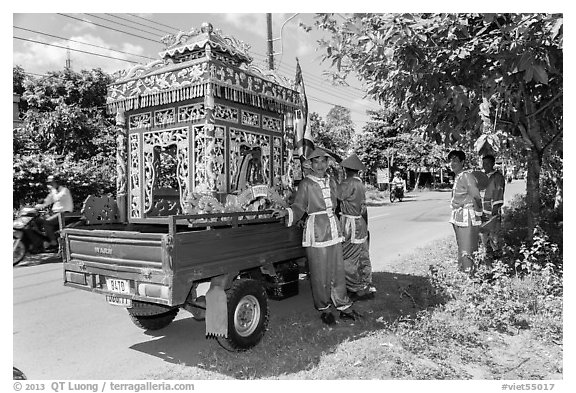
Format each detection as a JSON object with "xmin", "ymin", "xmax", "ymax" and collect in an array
[
  {"xmin": 13, "ymin": 152, "xmax": 116, "ymax": 210},
  {"xmin": 388, "ymin": 190, "xmax": 563, "ymax": 354}
]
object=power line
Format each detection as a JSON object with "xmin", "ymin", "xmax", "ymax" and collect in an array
[
  {"xmin": 14, "ymin": 36, "xmax": 140, "ymax": 64},
  {"xmin": 83, "ymin": 13, "xmax": 162, "ymax": 39},
  {"xmin": 57, "ymin": 13, "xmax": 160, "ymax": 43},
  {"xmin": 105, "ymin": 13, "xmax": 174, "ymax": 36},
  {"xmin": 59, "ymin": 12, "xmax": 373, "ymax": 106},
  {"xmin": 25, "ymin": 14, "xmax": 379, "ymax": 117},
  {"xmin": 14, "ymin": 26, "xmax": 156, "ymax": 61},
  {"xmin": 128, "ymin": 13, "xmax": 182, "ymax": 33}
]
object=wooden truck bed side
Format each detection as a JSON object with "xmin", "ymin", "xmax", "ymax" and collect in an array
[{"xmin": 63, "ymin": 216, "xmax": 304, "ymax": 307}]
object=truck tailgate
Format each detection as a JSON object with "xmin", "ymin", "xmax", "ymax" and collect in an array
[{"xmin": 62, "ymin": 228, "xmax": 173, "ymax": 306}]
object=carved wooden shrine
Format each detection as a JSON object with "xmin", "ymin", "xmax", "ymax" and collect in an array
[{"xmin": 107, "ymin": 22, "xmax": 301, "ymax": 224}]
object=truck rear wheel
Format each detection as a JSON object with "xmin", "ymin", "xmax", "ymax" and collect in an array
[
  {"xmin": 217, "ymin": 279, "xmax": 269, "ymax": 351},
  {"xmin": 127, "ymin": 301, "xmax": 178, "ymax": 330}
]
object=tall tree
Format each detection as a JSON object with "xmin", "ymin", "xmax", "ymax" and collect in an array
[
  {"xmin": 315, "ymin": 105, "xmax": 355, "ymax": 157},
  {"xmin": 13, "ymin": 67, "xmax": 117, "ymax": 208},
  {"xmin": 311, "ymin": 13, "xmax": 563, "ymax": 239},
  {"xmin": 355, "ymin": 109, "xmax": 447, "ymax": 185}
]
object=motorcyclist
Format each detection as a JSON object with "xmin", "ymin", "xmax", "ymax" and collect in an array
[
  {"xmin": 34, "ymin": 174, "xmax": 73, "ymax": 249},
  {"xmin": 391, "ymin": 171, "xmax": 406, "ymax": 197}
]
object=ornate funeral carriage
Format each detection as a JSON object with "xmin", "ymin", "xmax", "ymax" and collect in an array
[{"xmin": 62, "ymin": 23, "xmax": 306, "ymax": 351}]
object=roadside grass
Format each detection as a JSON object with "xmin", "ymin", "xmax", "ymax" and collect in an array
[
  {"xmin": 149, "ymin": 234, "xmax": 562, "ymax": 380},
  {"xmin": 365, "ymin": 186, "xmax": 388, "ymax": 206}
]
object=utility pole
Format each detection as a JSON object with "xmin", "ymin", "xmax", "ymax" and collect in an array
[
  {"xmin": 266, "ymin": 13, "xmax": 274, "ymax": 70},
  {"xmin": 65, "ymin": 45, "xmax": 72, "ymax": 70}
]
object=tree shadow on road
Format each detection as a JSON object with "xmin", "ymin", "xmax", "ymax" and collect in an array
[
  {"xmin": 130, "ymin": 270, "xmax": 447, "ymax": 379},
  {"xmin": 14, "ymin": 252, "xmax": 62, "ymax": 268}
]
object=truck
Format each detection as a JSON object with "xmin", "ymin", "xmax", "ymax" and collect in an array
[{"xmin": 62, "ymin": 22, "xmax": 308, "ymax": 351}]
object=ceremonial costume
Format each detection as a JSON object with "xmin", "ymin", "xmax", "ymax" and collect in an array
[
  {"xmin": 449, "ymin": 169, "xmax": 483, "ymax": 271},
  {"xmin": 481, "ymin": 169, "xmax": 506, "ymax": 253},
  {"xmin": 337, "ymin": 154, "xmax": 373, "ymax": 295},
  {"xmin": 286, "ymin": 173, "xmax": 352, "ymax": 313}
]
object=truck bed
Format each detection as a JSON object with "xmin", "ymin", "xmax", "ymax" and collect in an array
[{"xmin": 62, "ymin": 215, "xmax": 304, "ymax": 306}]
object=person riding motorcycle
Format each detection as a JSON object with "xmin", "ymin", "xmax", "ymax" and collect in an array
[
  {"xmin": 34, "ymin": 174, "xmax": 73, "ymax": 249},
  {"xmin": 391, "ymin": 171, "xmax": 406, "ymax": 198}
]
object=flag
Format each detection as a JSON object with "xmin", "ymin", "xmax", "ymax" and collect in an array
[{"xmin": 294, "ymin": 58, "xmax": 315, "ymax": 159}]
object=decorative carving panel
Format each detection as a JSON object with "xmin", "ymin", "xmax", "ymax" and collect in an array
[
  {"xmin": 142, "ymin": 128, "xmax": 190, "ymax": 214},
  {"xmin": 154, "ymin": 108, "xmax": 176, "ymax": 126},
  {"xmin": 129, "ymin": 113, "xmax": 152, "ymax": 130},
  {"xmin": 129, "ymin": 134, "xmax": 141, "ymax": 218},
  {"xmin": 214, "ymin": 104, "xmax": 239, "ymax": 123},
  {"xmin": 241, "ymin": 110, "xmax": 260, "ymax": 127},
  {"xmin": 263, "ymin": 116, "xmax": 282, "ymax": 132},
  {"xmin": 273, "ymin": 136, "xmax": 283, "ymax": 187},
  {"xmin": 178, "ymin": 103, "xmax": 205, "ymax": 122},
  {"xmin": 192, "ymin": 125, "xmax": 227, "ymax": 193},
  {"xmin": 229, "ymin": 128, "xmax": 271, "ymax": 191}
]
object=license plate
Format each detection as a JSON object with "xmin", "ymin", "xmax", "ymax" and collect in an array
[
  {"xmin": 106, "ymin": 295, "xmax": 132, "ymax": 307},
  {"xmin": 106, "ymin": 278, "xmax": 130, "ymax": 294}
]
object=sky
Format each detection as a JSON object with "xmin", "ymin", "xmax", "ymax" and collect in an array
[{"xmin": 11, "ymin": 11, "xmax": 382, "ymax": 132}]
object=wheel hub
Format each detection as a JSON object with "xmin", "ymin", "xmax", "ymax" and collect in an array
[{"xmin": 234, "ymin": 295, "xmax": 260, "ymax": 337}]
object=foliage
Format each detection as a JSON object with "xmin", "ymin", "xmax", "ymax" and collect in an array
[
  {"xmin": 13, "ymin": 67, "xmax": 117, "ymax": 209},
  {"xmin": 311, "ymin": 106, "xmax": 355, "ymax": 157},
  {"xmin": 13, "ymin": 66, "xmax": 28, "ymax": 113},
  {"xmin": 310, "ymin": 13, "xmax": 563, "ymax": 239},
  {"xmin": 502, "ymin": 175, "xmax": 563, "ymax": 267},
  {"xmin": 355, "ymin": 109, "xmax": 448, "ymax": 177},
  {"xmin": 13, "ymin": 152, "xmax": 116, "ymax": 210}
]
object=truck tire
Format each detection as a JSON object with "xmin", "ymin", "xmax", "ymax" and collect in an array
[
  {"xmin": 217, "ymin": 279, "xmax": 269, "ymax": 352},
  {"xmin": 127, "ymin": 301, "xmax": 178, "ymax": 330}
]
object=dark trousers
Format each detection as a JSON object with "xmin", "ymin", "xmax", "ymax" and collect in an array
[{"xmin": 44, "ymin": 213, "xmax": 61, "ymax": 244}]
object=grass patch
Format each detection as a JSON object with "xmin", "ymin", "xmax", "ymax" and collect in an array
[{"xmin": 146, "ymin": 193, "xmax": 562, "ymax": 380}]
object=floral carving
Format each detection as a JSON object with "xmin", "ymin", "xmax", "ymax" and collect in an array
[
  {"xmin": 129, "ymin": 113, "xmax": 152, "ymax": 130},
  {"xmin": 142, "ymin": 128, "xmax": 190, "ymax": 213},
  {"xmin": 129, "ymin": 134, "xmax": 141, "ymax": 218},
  {"xmin": 154, "ymin": 108, "xmax": 176, "ymax": 125},
  {"xmin": 229, "ymin": 129, "xmax": 271, "ymax": 191},
  {"xmin": 263, "ymin": 116, "xmax": 282, "ymax": 132},
  {"xmin": 241, "ymin": 110, "xmax": 260, "ymax": 127},
  {"xmin": 214, "ymin": 104, "xmax": 239, "ymax": 122},
  {"xmin": 192, "ymin": 125, "xmax": 226, "ymax": 193},
  {"xmin": 178, "ymin": 103, "xmax": 206, "ymax": 122}
]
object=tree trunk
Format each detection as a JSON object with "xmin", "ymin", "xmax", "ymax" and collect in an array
[
  {"xmin": 415, "ymin": 171, "xmax": 421, "ymax": 190},
  {"xmin": 525, "ymin": 149, "xmax": 542, "ymax": 241},
  {"xmin": 554, "ymin": 175, "xmax": 563, "ymax": 210}
]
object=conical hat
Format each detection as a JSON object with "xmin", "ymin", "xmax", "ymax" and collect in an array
[
  {"xmin": 341, "ymin": 153, "xmax": 366, "ymax": 171},
  {"xmin": 306, "ymin": 147, "xmax": 333, "ymax": 160}
]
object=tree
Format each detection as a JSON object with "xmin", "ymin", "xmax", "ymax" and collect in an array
[
  {"xmin": 13, "ymin": 67, "xmax": 117, "ymax": 208},
  {"xmin": 311, "ymin": 13, "xmax": 563, "ymax": 240},
  {"xmin": 13, "ymin": 66, "xmax": 28, "ymax": 113},
  {"xmin": 312, "ymin": 105, "xmax": 355, "ymax": 157},
  {"xmin": 355, "ymin": 109, "xmax": 447, "ymax": 186}
]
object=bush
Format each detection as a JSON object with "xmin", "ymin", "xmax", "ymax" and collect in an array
[{"xmin": 13, "ymin": 152, "xmax": 116, "ymax": 210}]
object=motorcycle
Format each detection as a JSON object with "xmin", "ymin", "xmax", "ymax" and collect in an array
[
  {"xmin": 13, "ymin": 207, "xmax": 59, "ymax": 266},
  {"xmin": 389, "ymin": 184, "xmax": 404, "ymax": 203}
]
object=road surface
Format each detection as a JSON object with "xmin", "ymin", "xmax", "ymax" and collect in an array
[{"xmin": 13, "ymin": 181, "xmax": 525, "ymax": 379}]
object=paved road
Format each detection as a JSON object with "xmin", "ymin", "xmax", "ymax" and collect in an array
[
  {"xmin": 13, "ymin": 181, "xmax": 526, "ymax": 379},
  {"xmin": 367, "ymin": 180, "xmax": 525, "ymax": 271}
]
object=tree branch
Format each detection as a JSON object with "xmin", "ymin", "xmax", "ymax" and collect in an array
[
  {"xmin": 542, "ymin": 126, "xmax": 563, "ymax": 153},
  {"xmin": 527, "ymin": 91, "xmax": 563, "ymax": 119}
]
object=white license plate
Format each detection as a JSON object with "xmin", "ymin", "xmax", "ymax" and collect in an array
[
  {"xmin": 106, "ymin": 278, "xmax": 130, "ymax": 294},
  {"xmin": 106, "ymin": 295, "xmax": 132, "ymax": 307}
]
